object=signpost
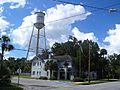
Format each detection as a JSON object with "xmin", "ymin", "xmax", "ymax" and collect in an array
[{"xmin": 17, "ymin": 68, "xmax": 21, "ymax": 86}]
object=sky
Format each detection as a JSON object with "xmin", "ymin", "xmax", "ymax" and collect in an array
[{"xmin": 0, "ymin": 0, "xmax": 120, "ymax": 59}]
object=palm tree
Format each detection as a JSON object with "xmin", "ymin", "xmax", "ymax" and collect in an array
[
  {"xmin": 0, "ymin": 35, "xmax": 14, "ymax": 61},
  {"xmin": 69, "ymin": 35, "xmax": 83, "ymax": 77},
  {"xmin": 100, "ymin": 49, "xmax": 107, "ymax": 58},
  {"xmin": 0, "ymin": 35, "xmax": 14, "ymax": 86},
  {"xmin": 45, "ymin": 60, "xmax": 58, "ymax": 78}
]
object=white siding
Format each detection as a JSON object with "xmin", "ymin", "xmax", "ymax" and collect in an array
[{"xmin": 31, "ymin": 59, "xmax": 48, "ymax": 78}]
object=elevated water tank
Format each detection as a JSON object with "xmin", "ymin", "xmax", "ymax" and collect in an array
[{"xmin": 34, "ymin": 12, "xmax": 45, "ymax": 29}]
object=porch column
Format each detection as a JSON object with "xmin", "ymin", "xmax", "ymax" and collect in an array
[
  {"xmin": 65, "ymin": 68, "xmax": 67, "ymax": 80},
  {"xmin": 48, "ymin": 70, "xmax": 50, "ymax": 79},
  {"xmin": 57, "ymin": 69, "xmax": 60, "ymax": 80}
]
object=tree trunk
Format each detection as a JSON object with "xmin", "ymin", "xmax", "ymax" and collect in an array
[
  {"xmin": 1, "ymin": 48, "xmax": 4, "ymax": 61},
  {"xmin": 50, "ymin": 70, "xmax": 52, "ymax": 78},
  {"xmin": 0, "ymin": 47, "xmax": 4, "ymax": 70},
  {"xmin": 52, "ymin": 70, "xmax": 54, "ymax": 77}
]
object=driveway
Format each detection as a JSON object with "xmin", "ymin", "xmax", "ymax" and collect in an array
[{"xmin": 12, "ymin": 77, "xmax": 120, "ymax": 90}]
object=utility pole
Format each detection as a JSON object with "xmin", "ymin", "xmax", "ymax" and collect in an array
[
  {"xmin": 88, "ymin": 42, "xmax": 91, "ymax": 84},
  {"xmin": 79, "ymin": 49, "xmax": 81, "ymax": 78},
  {"xmin": 79, "ymin": 45, "xmax": 82, "ymax": 78}
]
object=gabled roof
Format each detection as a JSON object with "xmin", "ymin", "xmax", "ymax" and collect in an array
[
  {"xmin": 31, "ymin": 54, "xmax": 72, "ymax": 62},
  {"xmin": 31, "ymin": 55, "xmax": 45, "ymax": 62},
  {"xmin": 54, "ymin": 55, "xmax": 72, "ymax": 62}
]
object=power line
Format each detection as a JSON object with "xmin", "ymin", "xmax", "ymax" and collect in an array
[
  {"xmin": 2, "ymin": 1, "xmax": 120, "ymax": 54},
  {"xmin": 45, "ymin": 3, "xmax": 120, "ymax": 23},
  {"xmin": 4, "ymin": 3, "xmax": 119, "ymax": 52},
  {"xmin": 0, "ymin": 46, "xmax": 33, "ymax": 52},
  {"xmin": 14, "ymin": 48, "xmax": 30, "ymax": 52},
  {"xmin": 4, "ymin": 2, "xmax": 120, "ymax": 32},
  {"xmin": 51, "ymin": 0, "xmax": 109, "ymax": 11},
  {"xmin": 105, "ymin": 2, "xmax": 120, "ymax": 8},
  {"xmin": 51, "ymin": 0, "xmax": 120, "ymax": 13}
]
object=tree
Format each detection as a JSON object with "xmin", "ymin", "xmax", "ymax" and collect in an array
[
  {"xmin": 0, "ymin": 35, "xmax": 14, "ymax": 86},
  {"xmin": 51, "ymin": 39, "xmax": 100, "ymax": 79},
  {"xmin": 52, "ymin": 42, "xmax": 65, "ymax": 56},
  {"xmin": 81, "ymin": 40, "xmax": 100, "ymax": 72},
  {"xmin": 4, "ymin": 57, "xmax": 31, "ymax": 74},
  {"xmin": 108, "ymin": 53, "xmax": 120, "ymax": 79},
  {"xmin": 0, "ymin": 35, "xmax": 14, "ymax": 61},
  {"xmin": 98, "ymin": 48, "xmax": 108, "ymax": 79},
  {"xmin": 100, "ymin": 49, "xmax": 107, "ymax": 57},
  {"xmin": 4, "ymin": 57, "xmax": 16, "ymax": 74},
  {"xmin": 44, "ymin": 60, "xmax": 58, "ymax": 78},
  {"xmin": 41, "ymin": 49, "xmax": 49, "ymax": 59},
  {"xmin": 69, "ymin": 35, "xmax": 83, "ymax": 77},
  {"xmin": 0, "ymin": 65, "xmax": 11, "ymax": 86}
]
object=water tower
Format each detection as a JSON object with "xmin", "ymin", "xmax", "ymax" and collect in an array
[
  {"xmin": 34, "ymin": 12, "xmax": 45, "ymax": 30},
  {"xmin": 26, "ymin": 12, "xmax": 46, "ymax": 59},
  {"xmin": 34, "ymin": 12, "xmax": 45, "ymax": 56}
]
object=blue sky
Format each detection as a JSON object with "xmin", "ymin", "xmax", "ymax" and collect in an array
[{"xmin": 0, "ymin": 0, "xmax": 120, "ymax": 59}]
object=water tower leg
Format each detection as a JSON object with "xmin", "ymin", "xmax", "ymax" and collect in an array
[
  {"xmin": 36, "ymin": 29, "xmax": 40, "ymax": 56},
  {"xmin": 44, "ymin": 27, "xmax": 46, "ymax": 51},
  {"xmin": 26, "ymin": 25, "xmax": 35, "ymax": 60}
]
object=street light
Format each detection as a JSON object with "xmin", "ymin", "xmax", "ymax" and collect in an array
[
  {"xmin": 109, "ymin": 8, "xmax": 118, "ymax": 13},
  {"xmin": 78, "ymin": 42, "xmax": 83, "ymax": 78}
]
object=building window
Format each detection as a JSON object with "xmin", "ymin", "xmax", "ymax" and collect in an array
[
  {"xmin": 33, "ymin": 62, "xmax": 36, "ymax": 66},
  {"xmin": 37, "ymin": 71, "xmax": 38, "ymax": 75},
  {"xmin": 33, "ymin": 71, "xmax": 35, "ymax": 75},
  {"xmin": 47, "ymin": 71, "xmax": 49, "ymax": 76},
  {"xmin": 39, "ymin": 71, "xmax": 41, "ymax": 76},
  {"xmin": 40, "ymin": 62, "xmax": 42, "ymax": 68},
  {"xmin": 37, "ymin": 62, "xmax": 39, "ymax": 66}
]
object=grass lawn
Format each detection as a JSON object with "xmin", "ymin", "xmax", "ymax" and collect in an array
[
  {"xmin": 73, "ymin": 79, "xmax": 119, "ymax": 85},
  {"xmin": 52, "ymin": 79, "xmax": 72, "ymax": 82},
  {"xmin": 13, "ymin": 75, "xmax": 38, "ymax": 79},
  {"xmin": 73, "ymin": 80, "xmax": 107, "ymax": 85},
  {"xmin": 0, "ymin": 85, "xmax": 23, "ymax": 90}
]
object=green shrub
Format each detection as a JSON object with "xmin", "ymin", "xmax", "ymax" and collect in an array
[
  {"xmin": 49, "ymin": 76, "xmax": 57, "ymax": 80},
  {"xmin": 84, "ymin": 78, "xmax": 88, "ymax": 81},
  {"xmin": 0, "ymin": 64, "xmax": 11, "ymax": 86},
  {"xmin": 39, "ymin": 76, "xmax": 48, "ymax": 80},
  {"xmin": 73, "ymin": 77, "xmax": 84, "ymax": 82},
  {"xmin": 0, "ymin": 85, "xmax": 23, "ymax": 90},
  {"xmin": 84, "ymin": 78, "xmax": 96, "ymax": 81}
]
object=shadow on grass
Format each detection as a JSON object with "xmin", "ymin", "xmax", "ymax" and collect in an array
[
  {"xmin": 74, "ymin": 79, "xmax": 120, "ymax": 85},
  {"xmin": 0, "ymin": 85, "xmax": 23, "ymax": 90}
]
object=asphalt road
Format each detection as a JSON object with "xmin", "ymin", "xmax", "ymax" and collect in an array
[{"xmin": 12, "ymin": 77, "xmax": 120, "ymax": 90}]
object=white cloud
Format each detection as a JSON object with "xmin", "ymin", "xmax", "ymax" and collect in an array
[
  {"xmin": 0, "ymin": 7, "xmax": 4, "ymax": 15},
  {"xmin": 0, "ymin": 16, "xmax": 10, "ymax": 34},
  {"xmin": 11, "ymin": 14, "xmax": 36, "ymax": 47},
  {"xmin": 11, "ymin": 4, "xmax": 91, "ymax": 56},
  {"xmin": 45, "ymin": 4, "xmax": 91, "ymax": 46},
  {"xmin": 1, "ymin": 31, "xmax": 7, "ymax": 36},
  {"xmin": 72, "ymin": 27, "xmax": 98, "ymax": 42},
  {"xmin": 0, "ymin": 0, "xmax": 26, "ymax": 9},
  {"xmin": 104, "ymin": 24, "xmax": 120, "ymax": 54}
]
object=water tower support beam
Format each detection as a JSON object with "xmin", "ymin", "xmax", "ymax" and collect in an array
[
  {"xmin": 26, "ymin": 25, "xmax": 35, "ymax": 60},
  {"xmin": 36, "ymin": 29, "xmax": 40, "ymax": 56},
  {"xmin": 44, "ymin": 27, "xmax": 47, "ymax": 51}
]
